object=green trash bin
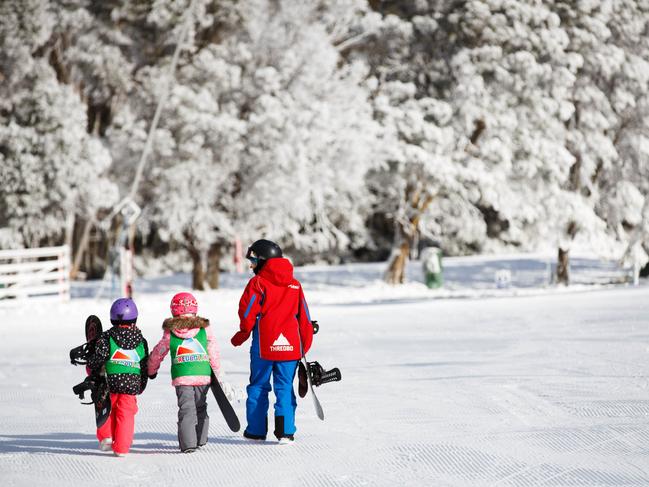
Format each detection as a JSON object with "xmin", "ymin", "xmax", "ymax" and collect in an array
[{"xmin": 422, "ymin": 246, "xmax": 443, "ymax": 289}]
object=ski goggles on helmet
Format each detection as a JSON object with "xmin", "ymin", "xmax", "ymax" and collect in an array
[{"xmin": 246, "ymin": 248, "xmax": 259, "ymax": 266}]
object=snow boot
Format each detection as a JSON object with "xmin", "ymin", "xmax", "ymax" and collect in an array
[
  {"xmin": 243, "ymin": 430, "xmax": 266, "ymax": 441},
  {"xmin": 99, "ymin": 438, "xmax": 112, "ymax": 451}
]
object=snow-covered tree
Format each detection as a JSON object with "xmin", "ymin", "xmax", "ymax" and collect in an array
[
  {"xmin": 3, "ymin": 0, "xmax": 649, "ymax": 286},
  {"xmin": 90, "ymin": 0, "xmax": 235, "ymax": 288},
  {"xmin": 440, "ymin": 1, "xmax": 588, "ymax": 284},
  {"xmin": 229, "ymin": 0, "xmax": 379, "ymax": 262},
  {"xmin": 547, "ymin": 0, "xmax": 649, "ymax": 281},
  {"xmin": 355, "ymin": 0, "xmax": 649, "ymax": 284},
  {"xmin": 368, "ymin": 80, "xmax": 461, "ymax": 283},
  {"xmin": 337, "ymin": 7, "xmax": 467, "ymax": 283},
  {"xmin": 137, "ymin": 49, "xmax": 246, "ymax": 289},
  {"xmin": 0, "ymin": 0, "xmax": 117, "ymax": 251},
  {"xmin": 566, "ymin": 1, "xmax": 649, "ymax": 272},
  {"xmin": 108, "ymin": 0, "xmax": 377, "ymax": 288}
]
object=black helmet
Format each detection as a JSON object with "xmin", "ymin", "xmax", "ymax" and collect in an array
[
  {"xmin": 246, "ymin": 239, "xmax": 283, "ymax": 260},
  {"xmin": 246, "ymin": 240, "xmax": 282, "ymax": 274}
]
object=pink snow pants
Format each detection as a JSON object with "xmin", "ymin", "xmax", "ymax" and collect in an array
[{"xmin": 96, "ymin": 393, "xmax": 139, "ymax": 454}]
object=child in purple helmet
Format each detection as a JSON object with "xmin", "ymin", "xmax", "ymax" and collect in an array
[{"xmin": 87, "ymin": 298, "xmax": 149, "ymax": 456}]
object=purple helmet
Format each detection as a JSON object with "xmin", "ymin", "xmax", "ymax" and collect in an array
[{"xmin": 110, "ymin": 298, "xmax": 138, "ymax": 323}]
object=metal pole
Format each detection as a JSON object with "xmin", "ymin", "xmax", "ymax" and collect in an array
[{"xmin": 128, "ymin": 0, "xmax": 196, "ymax": 202}]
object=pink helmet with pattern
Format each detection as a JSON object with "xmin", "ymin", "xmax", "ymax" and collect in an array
[{"xmin": 170, "ymin": 292, "xmax": 198, "ymax": 317}]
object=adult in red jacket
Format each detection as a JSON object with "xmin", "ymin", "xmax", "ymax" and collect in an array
[{"xmin": 231, "ymin": 239, "xmax": 313, "ymax": 443}]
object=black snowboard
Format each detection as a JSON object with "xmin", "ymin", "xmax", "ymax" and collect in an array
[
  {"xmin": 70, "ymin": 315, "xmax": 111, "ymax": 428},
  {"xmin": 87, "ymin": 316, "xmax": 111, "ymax": 428},
  {"xmin": 210, "ymin": 370, "xmax": 240, "ymax": 432}
]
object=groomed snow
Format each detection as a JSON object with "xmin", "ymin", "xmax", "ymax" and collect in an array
[{"xmin": 1, "ymin": 255, "xmax": 647, "ymax": 486}]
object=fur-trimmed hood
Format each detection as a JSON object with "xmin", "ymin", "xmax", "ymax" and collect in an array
[{"xmin": 162, "ymin": 315, "xmax": 209, "ymax": 331}]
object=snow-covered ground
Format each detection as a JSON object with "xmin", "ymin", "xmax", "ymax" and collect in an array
[{"xmin": 1, "ymin": 255, "xmax": 648, "ymax": 486}]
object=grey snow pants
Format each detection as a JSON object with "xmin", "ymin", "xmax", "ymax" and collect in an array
[{"xmin": 175, "ymin": 385, "xmax": 210, "ymax": 451}]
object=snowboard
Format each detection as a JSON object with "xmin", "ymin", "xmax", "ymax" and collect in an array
[
  {"xmin": 298, "ymin": 357, "xmax": 325, "ymax": 421},
  {"xmin": 210, "ymin": 370, "xmax": 241, "ymax": 432},
  {"xmin": 70, "ymin": 315, "xmax": 111, "ymax": 428},
  {"xmin": 297, "ymin": 321, "xmax": 325, "ymax": 421},
  {"xmin": 297, "ymin": 321, "xmax": 342, "ymax": 421}
]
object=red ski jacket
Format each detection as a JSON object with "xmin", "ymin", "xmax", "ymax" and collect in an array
[{"xmin": 231, "ymin": 258, "xmax": 313, "ymax": 361}]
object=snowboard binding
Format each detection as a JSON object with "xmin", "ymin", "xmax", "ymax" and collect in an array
[
  {"xmin": 69, "ymin": 341, "xmax": 95, "ymax": 365},
  {"xmin": 308, "ymin": 361, "xmax": 341, "ymax": 386},
  {"xmin": 69, "ymin": 315, "xmax": 112, "ymax": 427},
  {"xmin": 298, "ymin": 360, "xmax": 341, "ymax": 398},
  {"xmin": 69, "ymin": 314, "xmax": 102, "ymax": 365},
  {"xmin": 72, "ymin": 373, "xmax": 103, "ymax": 404}
]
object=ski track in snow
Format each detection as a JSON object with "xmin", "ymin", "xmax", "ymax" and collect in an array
[{"xmin": 0, "ymin": 258, "xmax": 648, "ymax": 486}]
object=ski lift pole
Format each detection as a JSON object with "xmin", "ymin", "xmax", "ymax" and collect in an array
[
  {"xmin": 120, "ymin": 200, "xmax": 141, "ymax": 298},
  {"xmin": 127, "ymin": 0, "xmax": 196, "ymax": 204}
]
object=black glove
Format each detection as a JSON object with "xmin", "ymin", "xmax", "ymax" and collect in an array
[{"xmin": 148, "ymin": 373, "xmax": 157, "ymax": 380}]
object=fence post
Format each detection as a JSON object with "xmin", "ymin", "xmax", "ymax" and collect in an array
[{"xmin": 60, "ymin": 245, "xmax": 71, "ymax": 301}]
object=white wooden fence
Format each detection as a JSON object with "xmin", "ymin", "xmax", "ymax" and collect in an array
[{"xmin": 0, "ymin": 245, "xmax": 70, "ymax": 302}]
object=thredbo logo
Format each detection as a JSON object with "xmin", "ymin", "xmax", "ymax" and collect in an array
[
  {"xmin": 270, "ymin": 333, "xmax": 294, "ymax": 352},
  {"xmin": 174, "ymin": 338, "xmax": 208, "ymax": 364},
  {"xmin": 110, "ymin": 349, "xmax": 141, "ymax": 368}
]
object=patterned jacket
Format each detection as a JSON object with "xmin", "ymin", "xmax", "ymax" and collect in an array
[{"xmin": 88, "ymin": 324, "xmax": 149, "ymax": 395}]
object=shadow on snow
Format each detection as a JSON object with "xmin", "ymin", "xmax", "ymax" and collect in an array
[{"xmin": 0, "ymin": 431, "xmax": 249, "ymax": 456}]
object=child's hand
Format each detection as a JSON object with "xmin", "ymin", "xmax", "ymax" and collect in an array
[
  {"xmin": 220, "ymin": 381, "xmax": 244, "ymax": 403},
  {"xmin": 231, "ymin": 330, "xmax": 250, "ymax": 346},
  {"xmin": 221, "ymin": 381, "xmax": 236, "ymax": 402}
]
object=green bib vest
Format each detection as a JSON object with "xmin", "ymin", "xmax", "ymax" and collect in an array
[
  {"xmin": 170, "ymin": 328, "xmax": 211, "ymax": 379},
  {"xmin": 105, "ymin": 336, "xmax": 145, "ymax": 376}
]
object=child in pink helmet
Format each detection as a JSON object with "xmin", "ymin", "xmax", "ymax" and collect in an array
[{"xmin": 148, "ymin": 292, "xmax": 222, "ymax": 452}]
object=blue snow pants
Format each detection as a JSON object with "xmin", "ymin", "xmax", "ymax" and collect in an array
[{"xmin": 246, "ymin": 327, "xmax": 298, "ymax": 439}]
